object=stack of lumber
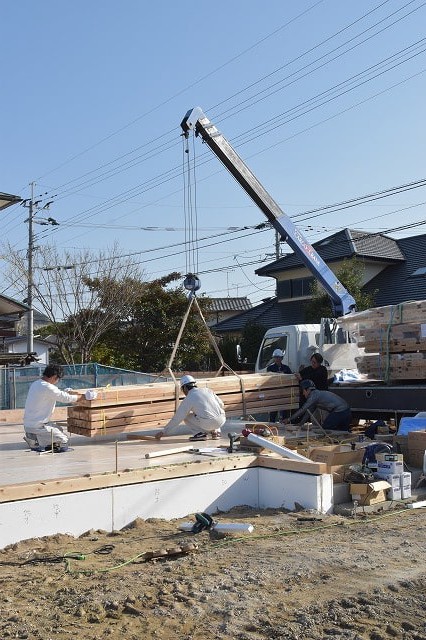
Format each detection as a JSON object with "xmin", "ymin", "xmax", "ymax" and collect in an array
[
  {"xmin": 339, "ymin": 300, "xmax": 426, "ymax": 382},
  {"xmin": 67, "ymin": 373, "xmax": 299, "ymax": 437}
]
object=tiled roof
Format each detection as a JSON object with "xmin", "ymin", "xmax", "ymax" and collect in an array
[
  {"xmin": 256, "ymin": 229, "xmax": 404, "ymax": 276},
  {"xmin": 214, "ymin": 297, "xmax": 310, "ymax": 333},
  {"xmin": 207, "ymin": 297, "xmax": 252, "ymax": 312},
  {"xmin": 363, "ymin": 233, "xmax": 426, "ymax": 306},
  {"xmin": 215, "ymin": 232, "xmax": 426, "ymax": 333}
]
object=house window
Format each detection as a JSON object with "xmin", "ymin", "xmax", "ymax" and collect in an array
[{"xmin": 277, "ymin": 277, "xmax": 314, "ymax": 299}]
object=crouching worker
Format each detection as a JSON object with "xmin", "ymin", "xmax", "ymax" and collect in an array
[
  {"xmin": 283, "ymin": 379, "xmax": 352, "ymax": 431},
  {"xmin": 155, "ymin": 375, "xmax": 226, "ymax": 442},
  {"xmin": 23, "ymin": 365, "xmax": 85, "ymax": 452}
]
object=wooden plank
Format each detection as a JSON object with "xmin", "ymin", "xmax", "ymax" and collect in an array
[
  {"xmin": 67, "ymin": 386, "xmax": 299, "ymax": 422},
  {"xmin": 0, "ymin": 452, "xmax": 329, "ymax": 503},
  {"xmin": 73, "ymin": 373, "xmax": 299, "ymax": 408},
  {"xmin": 67, "ymin": 373, "xmax": 300, "ymax": 437},
  {"xmin": 0, "ymin": 455, "xmax": 260, "ymax": 503},
  {"xmin": 362, "ymin": 339, "xmax": 426, "ymax": 353},
  {"xmin": 256, "ymin": 455, "xmax": 327, "ymax": 475},
  {"xmin": 0, "ymin": 407, "xmax": 68, "ymax": 424},
  {"xmin": 339, "ymin": 300, "xmax": 426, "ymax": 326}
]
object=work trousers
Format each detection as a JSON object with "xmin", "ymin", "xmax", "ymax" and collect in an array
[
  {"xmin": 164, "ymin": 413, "xmax": 224, "ymax": 436},
  {"xmin": 322, "ymin": 409, "xmax": 352, "ymax": 431},
  {"xmin": 25, "ymin": 422, "xmax": 69, "ymax": 449}
]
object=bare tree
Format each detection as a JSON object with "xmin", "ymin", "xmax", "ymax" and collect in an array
[{"xmin": 3, "ymin": 242, "xmax": 144, "ymax": 364}]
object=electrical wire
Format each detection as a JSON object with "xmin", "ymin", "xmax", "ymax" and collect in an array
[{"xmin": 7, "ymin": 0, "xmax": 420, "ymax": 235}]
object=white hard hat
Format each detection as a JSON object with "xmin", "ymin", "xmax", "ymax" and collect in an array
[
  {"xmin": 272, "ymin": 349, "xmax": 284, "ymax": 358},
  {"xmin": 180, "ymin": 374, "xmax": 196, "ymax": 388}
]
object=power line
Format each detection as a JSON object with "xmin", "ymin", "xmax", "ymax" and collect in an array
[{"xmin": 18, "ymin": 1, "xmax": 419, "ymax": 213}]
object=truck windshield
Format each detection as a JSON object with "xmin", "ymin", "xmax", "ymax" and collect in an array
[{"xmin": 258, "ymin": 336, "xmax": 288, "ymax": 370}]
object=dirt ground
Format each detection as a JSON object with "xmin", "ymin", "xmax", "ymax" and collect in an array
[{"xmin": 1, "ymin": 505, "xmax": 425, "ymax": 640}]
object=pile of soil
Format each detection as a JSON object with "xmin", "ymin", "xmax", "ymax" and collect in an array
[{"xmin": 1, "ymin": 506, "xmax": 425, "ymax": 639}]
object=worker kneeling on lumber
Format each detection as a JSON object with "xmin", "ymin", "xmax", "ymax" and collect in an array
[
  {"xmin": 155, "ymin": 375, "xmax": 226, "ymax": 442},
  {"xmin": 23, "ymin": 365, "xmax": 85, "ymax": 452},
  {"xmin": 283, "ymin": 379, "xmax": 352, "ymax": 431}
]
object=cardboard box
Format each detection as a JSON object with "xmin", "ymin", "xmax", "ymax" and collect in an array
[
  {"xmin": 400, "ymin": 472, "xmax": 412, "ymax": 498},
  {"xmin": 308, "ymin": 445, "xmax": 365, "ymax": 483},
  {"xmin": 308, "ymin": 445, "xmax": 364, "ymax": 467},
  {"xmin": 408, "ymin": 430, "xmax": 426, "ymax": 450},
  {"xmin": 393, "ymin": 434, "xmax": 408, "ymax": 458},
  {"xmin": 376, "ymin": 460, "xmax": 404, "ymax": 477},
  {"xmin": 350, "ymin": 480, "xmax": 391, "ymax": 505},
  {"xmin": 375, "ymin": 453, "xmax": 404, "ymax": 462},
  {"xmin": 406, "ymin": 450, "xmax": 425, "ymax": 468},
  {"xmin": 374, "ymin": 473, "xmax": 402, "ymax": 500},
  {"xmin": 406, "ymin": 432, "xmax": 426, "ymax": 467}
]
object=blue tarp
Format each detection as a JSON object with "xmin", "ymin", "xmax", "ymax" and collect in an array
[{"xmin": 398, "ymin": 417, "xmax": 426, "ymax": 436}]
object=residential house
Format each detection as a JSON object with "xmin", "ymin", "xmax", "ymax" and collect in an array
[
  {"xmin": 205, "ymin": 297, "xmax": 252, "ymax": 328},
  {"xmin": 213, "ymin": 229, "xmax": 426, "ymax": 336}
]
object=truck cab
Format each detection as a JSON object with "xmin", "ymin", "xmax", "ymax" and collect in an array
[
  {"xmin": 255, "ymin": 320, "xmax": 362, "ymax": 376},
  {"xmin": 255, "ymin": 324, "xmax": 320, "ymax": 373}
]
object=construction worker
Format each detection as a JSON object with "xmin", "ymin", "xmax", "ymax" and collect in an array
[
  {"xmin": 155, "ymin": 375, "xmax": 226, "ymax": 442},
  {"xmin": 267, "ymin": 348, "xmax": 292, "ymax": 423},
  {"xmin": 297, "ymin": 352, "xmax": 329, "ymax": 391},
  {"xmin": 23, "ymin": 364, "xmax": 84, "ymax": 452},
  {"xmin": 284, "ymin": 379, "xmax": 352, "ymax": 431}
]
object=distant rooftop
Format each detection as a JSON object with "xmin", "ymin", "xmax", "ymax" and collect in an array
[
  {"xmin": 0, "ymin": 192, "xmax": 22, "ymax": 211},
  {"xmin": 207, "ymin": 297, "xmax": 252, "ymax": 313}
]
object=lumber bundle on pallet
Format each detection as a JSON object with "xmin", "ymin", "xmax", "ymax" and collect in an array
[
  {"xmin": 356, "ymin": 352, "xmax": 426, "ymax": 380},
  {"xmin": 340, "ymin": 300, "xmax": 426, "ymax": 382},
  {"xmin": 339, "ymin": 299, "xmax": 426, "ymax": 327},
  {"xmin": 67, "ymin": 373, "xmax": 299, "ymax": 437},
  {"xmin": 357, "ymin": 323, "xmax": 426, "ymax": 354}
]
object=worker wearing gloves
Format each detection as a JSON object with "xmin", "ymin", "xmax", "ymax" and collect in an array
[
  {"xmin": 284, "ymin": 379, "xmax": 352, "ymax": 431},
  {"xmin": 23, "ymin": 364, "xmax": 85, "ymax": 452},
  {"xmin": 267, "ymin": 348, "xmax": 292, "ymax": 423},
  {"xmin": 155, "ymin": 375, "xmax": 226, "ymax": 442}
]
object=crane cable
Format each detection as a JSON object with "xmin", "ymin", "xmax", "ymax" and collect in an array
[
  {"xmin": 182, "ymin": 131, "xmax": 199, "ymax": 277},
  {"xmin": 155, "ymin": 131, "xmax": 247, "ymax": 415}
]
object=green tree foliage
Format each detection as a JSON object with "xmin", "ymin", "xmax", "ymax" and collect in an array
[
  {"xmin": 92, "ymin": 273, "xmax": 214, "ymax": 373},
  {"xmin": 207, "ymin": 334, "xmax": 241, "ymax": 372},
  {"xmin": 239, "ymin": 321, "xmax": 266, "ymax": 371},
  {"xmin": 304, "ymin": 258, "xmax": 376, "ymax": 322}
]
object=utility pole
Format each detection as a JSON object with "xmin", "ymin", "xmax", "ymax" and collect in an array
[
  {"xmin": 26, "ymin": 182, "xmax": 35, "ymax": 354},
  {"xmin": 22, "ymin": 183, "xmax": 58, "ymax": 355},
  {"xmin": 275, "ymin": 230, "xmax": 281, "ymax": 260}
]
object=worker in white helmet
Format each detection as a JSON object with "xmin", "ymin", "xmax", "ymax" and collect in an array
[
  {"xmin": 267, "ymin": 349, "xmax": 292, "ymax": 423},
  {"xmin": 155, "ymin": 375, "xmax": 226, "ymax": 442}
]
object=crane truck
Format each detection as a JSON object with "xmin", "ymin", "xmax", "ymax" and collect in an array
[{"xmin": 180, "ymin": 107, "xmax": 426, "ymax": 421}]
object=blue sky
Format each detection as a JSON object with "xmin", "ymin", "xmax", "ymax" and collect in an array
[{"xmin": 2, "ymin": 0, "xmax": 426, "ymax": 307}]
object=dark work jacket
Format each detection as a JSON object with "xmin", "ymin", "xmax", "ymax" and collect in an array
[
  {"xmin": 267, "ymin": 362, "xmax": 292, "ymax": 374},
  {"xmin": 291, "ymin": 389, "xmax": 350, "ymax": 424},
  {"xmin": 299, "ymin": 364, "xmax": 328, "ymax": 390}
]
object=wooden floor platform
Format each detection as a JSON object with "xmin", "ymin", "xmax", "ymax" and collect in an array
[
  {"xmin": 0, "ymin": 419, "xmax": 334, "ymax": 500},
  {"xmin": 0, "ymin": 419, "xmax": 338, "ymax": 548}
]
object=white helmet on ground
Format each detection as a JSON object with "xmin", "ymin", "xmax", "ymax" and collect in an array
[
  {"xmin": 272, "ymin": 349, "xmax": 284, "ymax": 358},
  {"xmin": 180, "ymin": 374, "xmax": 196, "ymax": 388}
]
